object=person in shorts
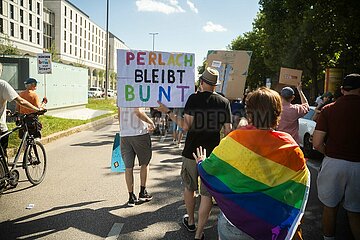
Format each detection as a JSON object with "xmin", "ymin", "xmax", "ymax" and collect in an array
[
  {"xmin": 118, "ymin": 107, "xmax": 155, "ymax": 207},
  {"xmin": 157, "ymin": 67, "xmax": 232, "ymax": 239},
  {"xmin": 313, "ymin": 73, "xmax": 360, "ymax": 240}
]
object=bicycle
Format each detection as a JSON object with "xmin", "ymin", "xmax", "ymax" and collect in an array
[{"xmin": 0, "ymin": 110, "xmax": 47, "ymax": 195}]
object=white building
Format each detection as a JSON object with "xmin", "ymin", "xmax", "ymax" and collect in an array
[
  {"xmin": 1, "ymin": 0, "xmax": 128, "ymax": 88},
  {"xmin": 0, "ymin": 0, "xmax": 44, "ymax": 54}
]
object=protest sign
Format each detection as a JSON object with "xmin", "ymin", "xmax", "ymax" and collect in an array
[
  {"xmin": 37, "ymin": 53, "xmax": 52, "ymax": 74},
  {"xmin": 117, "ymin": 49, "xmax": 195, "ymax": 107},
  {"xmin": 279, "ymin": 67, "xmax": 302, "ymax": 86},
  {"xmin": 206, "ymin": 50, "xmax": 252, "ymax": 100}
]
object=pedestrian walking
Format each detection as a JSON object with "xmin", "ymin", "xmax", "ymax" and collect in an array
[
  {"xmin": 157, "ymin": 67, "xmax": 232, "ymax": 239},
  {"xmin": 277, "ymin": 83, "xmax": 309, "ymax": 144},
  {"xmin": 158, "ymin": 67, "xmax": 232, "ymax": 239},
  {"xmin": 313, "ymin": 73, "xmax": 360, "ymax": 240},
  {"xmin": 118, "ymin": 107, "xmax": 155, "ymax": 207},
  {"xmin": 193, "ymin": 87, "xmax": 310, "ymax": 240}
]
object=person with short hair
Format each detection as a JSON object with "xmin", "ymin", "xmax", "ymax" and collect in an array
[
  {"xmin": 313, "ymin": 73, "xmax": 360, "ymax": 240},
  {"xmin": 277, "ymin": 83, "xmax": 309, "ymax": 144},
  {"xmin": 157, "ymin": 67, "xmax": 232, "ymax": 239},
  {"xmin": 118, "ymin": 107, "xmax": 155, "ymax": 207},
  {"xmin": 0, "ymin": 63, "xmax": 42, "ymax": 157}
]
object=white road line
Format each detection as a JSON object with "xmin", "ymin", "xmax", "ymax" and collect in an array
[{"xmin": 105, "ymin": 223, "xmax": 124, "ymax": 240}]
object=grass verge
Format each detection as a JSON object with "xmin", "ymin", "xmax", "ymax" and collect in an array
[{"xmin": 7, "ymin": 98, "xmax": 117, "ymax": 149}]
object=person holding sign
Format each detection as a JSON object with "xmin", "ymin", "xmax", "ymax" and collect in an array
[
  {"xmin": 157, "ymin": 67, "xmax": 232, "ymax": 239},
  {"xmin": 118, "ymin": 107, "xmax": 155, "ymax": 207},
  {"xmin": 277, "ymin": 83, "xmax": 309, "ymax": 144}
]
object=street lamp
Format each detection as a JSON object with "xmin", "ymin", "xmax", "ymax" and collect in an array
[
  {"xmin": 149, "ymin": 32, "xmax": 158, "ymax": 51},
  {"xmin": 105, "ymin": 0, "xmax": 109, "ymax": 99}
]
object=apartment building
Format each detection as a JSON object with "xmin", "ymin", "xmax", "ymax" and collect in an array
[
  {"xmin": 1, "ymin": 0, "xmax": 128, "ymax": 88},
  {"xmin": 0, "ymin": 0, "xmax": 44, "ymax": 54}
]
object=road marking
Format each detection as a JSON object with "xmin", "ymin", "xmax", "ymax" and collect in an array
[{"xmin": 105, "ymin": 223, "xmax": 124, "ymax": 240}]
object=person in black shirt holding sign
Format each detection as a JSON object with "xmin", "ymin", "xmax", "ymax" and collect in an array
[{"xmin": 157, "ymin": 67, "xmax": 232, "ymax": 239}]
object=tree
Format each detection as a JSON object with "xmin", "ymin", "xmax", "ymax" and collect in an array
[{"xmin": 0, "ymin": 34, "xmax": 19, "ymax": 55}]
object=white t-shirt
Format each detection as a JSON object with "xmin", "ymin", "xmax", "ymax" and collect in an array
[
  {"xmin": 0, "ymin": 79, "xmax": 19, "ymax": 132},
  {"xmin": 119, "ymin": 107, "xmax": 148, "ymax": 137}
]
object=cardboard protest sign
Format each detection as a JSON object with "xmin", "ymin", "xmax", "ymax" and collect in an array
[
  {"xmin": 37, "ymin": 53, "xmax": 52, "ymax": 74},
  {"xmin": 279, "ymin": 67, "xmax": 302, "ymax": 86},
  {"xmin": 206, "ymin": 50, "xmax": 252, "ymax": 100},
  {"xmin": 117, "ymin": 49, "xmax": 195, "ymax": 107}
]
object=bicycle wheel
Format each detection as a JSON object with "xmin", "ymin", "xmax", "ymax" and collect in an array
[
  {"xmin": 0, "ymin": 159, "xmax": 6, "ymax": 194},
  {"xmin": 24, "ymin": 140, "xmax": 47, "ymax": 185}
]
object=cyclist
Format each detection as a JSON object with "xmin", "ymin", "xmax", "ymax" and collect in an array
[
  {"xmin": 16, "ymin": 78, "xmax": 47, "ymax": 138},
  {"xmin": 0, "ymin": 64, "xmax": 42, "ymax": 158}
]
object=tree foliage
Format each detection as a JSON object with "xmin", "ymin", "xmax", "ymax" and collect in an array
[
  {"xmin": 229, "ymin": 0, "xmax": 360, "ymax": 98},
  {"xmin": 0, "ymin": 34, "xmax": 19, "ymax": 55}
]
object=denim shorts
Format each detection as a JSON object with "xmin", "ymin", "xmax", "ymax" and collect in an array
[{"xmin": 217, "ymin": 212, "xmax": 254, "ymax": 240}]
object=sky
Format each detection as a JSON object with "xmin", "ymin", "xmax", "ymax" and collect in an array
[{"xmin": 69, "ymin": 0, "xmax": 260, "ymax": 69}]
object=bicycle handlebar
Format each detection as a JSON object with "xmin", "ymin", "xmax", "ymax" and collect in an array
[{"xmin": 7, "ymin": 109, "xmax": 47, "ymax": 118}]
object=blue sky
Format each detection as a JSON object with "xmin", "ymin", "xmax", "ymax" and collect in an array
[{"xmin": 69, "ymin": 0, "xmax": 260, "ymax": 68}]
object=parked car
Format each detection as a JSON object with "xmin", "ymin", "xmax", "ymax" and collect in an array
[
  {"xmin": 101, "ymin": 89, "xmax": 115, "ymax": 97},
  {"xmin": 298, "ymin": 106, "xmax": 323, "ymax": 158},
  {"xmin": 88, "ymin": 87, "xmax": 102, "ymax": 98}
]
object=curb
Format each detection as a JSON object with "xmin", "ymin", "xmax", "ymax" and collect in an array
[
  {"xmin": 7, "ymin": 114, "xmax": 117, "ymax": 157},
  {"xmin": 40, "ymin": 114, "xmax": 117, "ymax": 145}
]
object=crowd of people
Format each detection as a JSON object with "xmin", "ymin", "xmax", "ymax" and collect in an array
[{"xmin": 117, "ymin": 66, "xmax": 359, "ymax": 240}]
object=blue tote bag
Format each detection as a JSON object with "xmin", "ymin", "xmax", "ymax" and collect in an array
[{"xmin": 111, "ymin": 133, "xmax": 126, "ymax": 172}]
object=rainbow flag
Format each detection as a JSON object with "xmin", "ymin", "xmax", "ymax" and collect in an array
[{"xmin": 198, "ymin": 127, "xmax": 310, "ymax": 240}]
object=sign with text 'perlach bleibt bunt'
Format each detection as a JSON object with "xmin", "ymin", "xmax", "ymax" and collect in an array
[
  {"xmin": 37, "ymin": 53, "xmax": 52, "ymax": 74},
  {"xmin": 117, "ymin": 49, "xmax": 195, "ymax": 108}
]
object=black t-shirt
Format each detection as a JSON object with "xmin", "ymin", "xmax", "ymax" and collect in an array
[{"xmin": 182, "ymin": 91, "xmax": 232, "ymax": 159}]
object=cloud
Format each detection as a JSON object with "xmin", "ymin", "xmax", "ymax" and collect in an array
[
  {"xmin": 186, "ymin": 0, "xmax": 198, "ymax": 13},
  {"xmin": 202, "ymin": 21, "xmax": 227, "ymax": 32},
  {"xmin": 136, "ymin": 0, "xmax": 185, "ymax": 14}
]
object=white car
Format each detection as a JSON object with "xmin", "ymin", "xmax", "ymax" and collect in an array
[
  {"xmin": 298, "ymin": 106, "xmax": 321, "ymax": 158},
  {"xmin": 88, "ymin": 87, "xmax": 102, "ymax": 98},
  {"xmin": 107, "ymin": 89, "xmax": 115, "ymax": 97}
]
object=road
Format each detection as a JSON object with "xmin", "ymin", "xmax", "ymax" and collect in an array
[{"xmin": 0, "ymin": 121, "xmax": 354, "ymax": 240}]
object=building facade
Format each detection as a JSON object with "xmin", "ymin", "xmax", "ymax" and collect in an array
[
  {"xmin": 1, "ymin": 0, "xmax": 128, "ymax": 89},
  {"xmin": 0, "ymin": 0, "xmax": 44, "ymax": 54}
]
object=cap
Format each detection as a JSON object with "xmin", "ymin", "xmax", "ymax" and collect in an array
[
  {"xmin": 24, "ymin": 78, "xmax": 38, "ymax": 85},
  {"xmin": 342, "ymin": 73, "xmax": 360, "ymax": 90},
  {"xmin": 280, "ymin": 87, "xmax": 295, "ymax": 98}
]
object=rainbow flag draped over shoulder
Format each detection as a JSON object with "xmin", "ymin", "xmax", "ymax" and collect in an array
[{"xmin": 198, "ymin": 127, "xmax": 310, "ymax": 240}]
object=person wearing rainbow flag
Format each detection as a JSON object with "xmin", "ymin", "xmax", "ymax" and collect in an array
[{"xmin": 193, "ymin": 87, "xmax": 310, "ymax": 240}]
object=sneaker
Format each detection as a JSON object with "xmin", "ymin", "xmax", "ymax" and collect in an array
[
  {"xmin": 127, "ymin": 193, "xmax": 138, "ymax": 207},
  {"xmin": 139, "ymin": 189, "xmax": 153, "ymax": 201},
  {"xmin": 182, "ymin": 214, "xmax": 196, "ymax": 232}
]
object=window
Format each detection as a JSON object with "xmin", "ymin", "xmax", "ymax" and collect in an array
[
  {"xmin": 75, "ymin": 14, "xmax": 77, "ymax": 23},
  {"xmin": 70, "ymin": 22, "xmax": 72, "ymax": 31},
  {"xmin": 29, "ymin": 0, "xmax": 32, "ymax": 11},
  {"xmin": 20, "ymin": 26, "xmax": 24, "ymax": 39},
  {"xmin": 80, "ymin": 17, "xmax": 82, "ymax": 26},
  {"xmin": 20, "ymin": 0, "xmax": 24, "ymax": 7},
  {"xmin": 20, "ymin": 9, "xmax": 24, "ymax": 23},
  {"xmin": 75, "ymin": 36, "xmax": 77, "ymax": 44},
  {"xmin": 10, "ymin": 22, "xmax": 14, "ymax": 36},
  {"xmin": 70, "ymin": 33, "xmax": 72, "ymax": 42},
  {"xmin": 69, "ymin": 45, "xmax": 72, "ymax": 54},
  {"xmin": 37, "ymin": 17, "xmax": 40, "ymax": 30},
  {"xmin": 75, "ymin": 47, "xmax": 77, "ymax": 56},
  {"xmin": 64, "ymin": 42, "xmax": 66, "ymax": 53},
  {"xmin": 37, "ymin": 2, "xmax": 40, "ymax": 15},
  {"xmin": 64, "ymin": 18, "xmax": 66, "ymax": 28},
  {"xmin": 64, "ymin": 6, "xmax": 66, "ymax": 16},
  {"xmin": 29, "ymin": 13, "xmax": 32, "ymax": 27},
  {"xmin": 37, "ymin": 32, "xmax": 40, "ymax": 44},
  {"xmin": 64, "ymin": 30, "xmax": 66, "ymax": 40},
  {"xmin": 29, "ymin": 29, "xmax": 33, "ymax": 42},
  {"xmin": 0, "ymin": 0, "xmax": 2, "ymax": 15},
  {"xmin": 75, "ymin": 25, "xmax": 77, "ymax": 34},
  {"xmin": 10, "ymin": 4, "xmax": 14, "ymax": 19},
  {"xmin": 70, "ymin": 10, "xmax": 72, "ymax": 19},
  {"xmin": 0, "ymin": 18, "xmax": 3, "ymax": 33}
]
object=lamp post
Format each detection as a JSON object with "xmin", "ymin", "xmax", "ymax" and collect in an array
[
  {"xmin": 149, "ymin": 32, "xmax": 158, "ymax": 51},
  {"xmin": 105, "ymin": 0, "xmax": 109, "ymax": 99}
]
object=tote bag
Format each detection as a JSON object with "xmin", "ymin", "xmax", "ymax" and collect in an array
[{"xmin": 111, "ymin": 133, "xmax": 126, "ymax": 172}]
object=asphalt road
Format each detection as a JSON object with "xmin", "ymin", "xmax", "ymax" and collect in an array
[{"xmin": 0, "ymin": 121, "xmax": 355, "ymax": 240}]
